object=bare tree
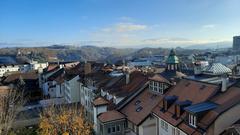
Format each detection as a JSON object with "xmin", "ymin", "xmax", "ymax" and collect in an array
[{"xmin": 0, "ymin": 83, "xmax": 25, "ymax": 135}]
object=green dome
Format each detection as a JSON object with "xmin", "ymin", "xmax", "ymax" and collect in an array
[{"xmin": 166, "ymin": 49, "xmax": 179, "ymax": 64}]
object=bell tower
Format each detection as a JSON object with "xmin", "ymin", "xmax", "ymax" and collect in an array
[{"xmin": 166, "ymin": 49, "xmax": 180, "ymax": 71}]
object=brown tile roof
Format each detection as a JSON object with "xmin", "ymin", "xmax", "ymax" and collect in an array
[
  {"xmin": 47, "ymin": 65, "xmax": 59, "ymax": 72},
  {"xmin": 198, "ymin": 86, "xmax": 240, "ymax": 130},
  {"xmin": 93, "ymin": 96, "xmax": 109, "ymax": 107},
  {"xmin": 85, "ymin": 71, "xmax": 112, "ymax": 87},
  {"xmin": 120, "ymin": 87, "xmax": 163, "ymax": 125},
  {"xmin": 48, "ymin": 68, "xmax": 65, "ymax": 82},
  {"xmin": 178, "ymin": 122, "xmax": 196, "ymax": 135},
  {"xmin": 98, "ymin": 110, "xmax": 125, "ymax": 123},
  {"xmin": 111, "ymin": 72, "xmax": 148, "ymax": 97},
  {"xmin": 152, "ymin": 79, "xmax": 219, "ymax": 127},
  {"xmin": 65, "ymin": 63, "xmax": 84, "ymax": 75},
  {"xmin": 103, "ymin": 71, "xmax": 148, "ymax": 96},
  {"xmin": 149, "ymin": 74, "xmax": 171, "ymax": 84},
  {"xmin": 4, "ymin": 71, "xmax": 38, "ymax": 83}
]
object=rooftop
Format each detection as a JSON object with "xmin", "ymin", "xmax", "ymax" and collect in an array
[
  {"xmin": 184, "ymin": 102, "xmax": 218, "ymax": 114},
  {"xmin": 152, "ymin": 79, "xmax": 219, "ymax": 126},
  {"xmin": 92, "ymin": 96, "xmax": 109, "ymax": 107},
  {"xmin": 98, "ymin": 110, "xmax": 125, "ymax": 123},
  {"xmin": 120, "ymin": 87, "xmax": 163, "ymax": 125},
  {"xmin": 203, "ymin": 63, "xmax": 232, "ymax": 75}
]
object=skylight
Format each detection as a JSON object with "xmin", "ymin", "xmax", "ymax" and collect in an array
[
  {"xmin": 135, "ymin": 100, "xmax": 141, "ymax": 105},
  {"xmin": 136, "ymin": 106, "xmax": 143, "ymax": 112}
]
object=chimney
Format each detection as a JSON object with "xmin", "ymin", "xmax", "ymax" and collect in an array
[
  {"xmin": 193, "ymin": 62, "xmax": 202, "ymax": 75},
  {"xmin": 221, "ymin": 75, "xmax": 229, "ymax": 92},
  {"xmin": 175, "ymin": 100, "xmax": 192, "ymax": 118},
  {"xmin": 126, "ymin": 71, "xmax": 130, "ymax": 84},
  {"xmin": 84, "ymin": 63, "xmax": 92, "ymax": 75},
  {"xmin": 163, "ymin": 96, "xmax": 178, "ymax": 111}
]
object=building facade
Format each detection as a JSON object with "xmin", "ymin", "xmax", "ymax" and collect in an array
[{"xmin": 233, "ymin": 36, "xmax": 240, "ymax": 51}]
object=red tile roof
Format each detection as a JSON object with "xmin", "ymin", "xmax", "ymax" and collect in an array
[
  {"xmin": 106, "ymin": 71, "xmax": 148, "ymax": 97},
  {"xmin": 98, "ymin": 110, "xmax": 125, "ymax": 123},
  {"xmin": 120, "ymin": 87, "xmax": 163, "ymax": 125},
  {"xmin": 198, "ymin": 86, "xmax": 240, "ymax": 130},
  {"xmin": 47, "ymin": 65, "xmax": 59, "ymax": 72},
  {"xmin": 178, "ymin": 122, "xmax": 196, "ymax": 135},
  {"xmin": 4, "ymin": 71, "xmax": 38, "ymax": 83},
  {"xmin": 149, "ymin": 74, "xmax": 171, "ymax": 84},
  {"xmin": 93, "ymin": 96, "xmax": 109, "ymax": 107},
  {"xmin": 152, "ymin": 79, "xmax": 219, "ymax": 127}
]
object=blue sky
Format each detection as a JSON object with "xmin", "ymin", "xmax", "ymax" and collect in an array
[{"xmin": 0, "ymin": 0, "xmax": 239, "ymax": 48}]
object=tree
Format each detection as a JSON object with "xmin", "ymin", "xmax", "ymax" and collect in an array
[
  {"xmin": 39, "ymin": 105, "xmax": 92, "ymax": 135},
  {"xmin": 0, "ymin": 87, "xmax": 25, "ymax": 135}
]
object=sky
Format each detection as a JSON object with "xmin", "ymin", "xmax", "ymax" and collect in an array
[{"xmin": 0, "ymin": 0, "xmax": 240, "ymax": 48}]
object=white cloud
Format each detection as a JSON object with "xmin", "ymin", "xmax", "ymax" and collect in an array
[
  {"xmin": 100, "ymin": 23, "xmax": 147, "ymax": 33},
  {"xmin": 88, "ymin": 22, "xmax": 229, "ymax": 47},
  {"xmin": 144, "ymin": 37, "xmax": 214, "ymax": 44},
  {"xmin": 202, "ymin": 24, "xmax": 216, "ymax": 29}
]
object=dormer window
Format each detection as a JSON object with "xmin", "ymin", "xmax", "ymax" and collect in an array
[
  {"xmin": 149, "ymin": 81, "xmax": 166, "ymax": 94},
  {"xmin": 188, "ymin": 113, "xmax": 197, "ymax": 128},
  {"xmin": 184, "ymin": 102, "xmax": 217, "ymax": 128}
]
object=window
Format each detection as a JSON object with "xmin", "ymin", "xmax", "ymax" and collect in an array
[
  {"xmin": 188, "ymin": 114, "xmax": 197, "ymax": 128},
  {"xmin": 172, "ymin": 128, "xmax": 180, "ymax": 135},
  {"xmin": 112, "ymin": 126, "xmax": 116, "ymax": 133},
  {"xmin": 135, "ymin": 100, "xmax": 141, "ymax": 105},
  {"xmin": 117, "ymin": 125, "xmax": 120, "ymax": 132},
  {"xmin": 176, "ymin": 129, "xmax": 180, "ymax": 135},
  {"xmin": 150, "ymin": 81, "xmax": 165, "ymax": 94},
  {"xmin": 107, "ymin": 127, "xmax": 111, "ymax": 134},
  {"xmin": 149, "ymin": 81, "xmax": 153, "ymax": 90},
  {"xmin": 161, "ymin": 120, "xmax": 168, "ymax": 132},
  {"xmin": 136, "ymin": 106, "xmax": 143, "ymax": 112},
  {"xmin": 154, "ymin": 82, "xmax": 158, "ymax": 91},
  {"xmin": 172, "ymin": 127, "xmax": 175, "ymax": 135},
  {"xmin": 159, "ymin": 83, "xmax": 164, "ymax": 94}
]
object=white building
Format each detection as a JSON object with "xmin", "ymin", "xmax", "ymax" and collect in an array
[
  {"xmin": 64, "ymin": 75, "xmax": 80, "ymax": 103},
  {"xmin": 0, "ymin": 64, "xmax": 20, "ymax": 77},
  {"xmin": 29, "ymin": 60, "xmax": 48, "ymax": 73}
]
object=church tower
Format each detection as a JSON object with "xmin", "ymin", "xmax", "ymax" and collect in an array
[{"xmin": 166, "ymin": 49, "xmax": 180, "ymax": 71}]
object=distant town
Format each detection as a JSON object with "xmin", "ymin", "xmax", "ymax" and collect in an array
[{"xmin": 0, "ymin": 36, "xmax": 239, "ymax": 135}]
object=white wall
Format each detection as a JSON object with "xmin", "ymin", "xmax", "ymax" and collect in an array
[
  {"xmin": 93, "ymin": 105, "xmax": 107, "ymax": 132},
  {"xmin": 154, "ymin": 114, "xmax": 187, "ymax": 135},
  {"xmin": 67, "ymin": 75, "xmax": 80, "ymax": 103},
  {"xmin": 139, "ymin": 116, "xmax": 157, "ymax": 135},
  {"xmin": 209, "ymin": 103, "xmax": 240, "ymax": 135},
  {"xmin": 114, "ymin": 96, "xmax": 124, "ymax": 104}
]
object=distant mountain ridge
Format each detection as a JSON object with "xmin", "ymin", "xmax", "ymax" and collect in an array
[
  {"xmin": 0, "ymin": 44, "xmax": 227, "ymax": 63},
  {"xmin": 184, "ymin": 41, "xmax": 232, "ymax": 50}
]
